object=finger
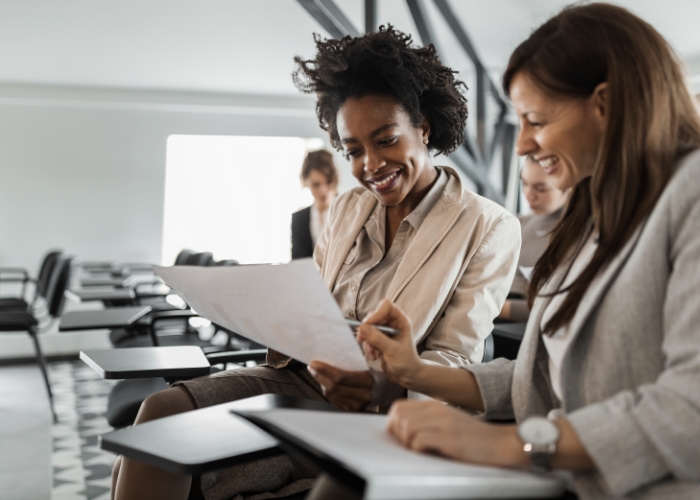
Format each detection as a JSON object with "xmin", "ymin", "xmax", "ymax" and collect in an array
[
  {"xmin": 310, "ymin": 362, "xmax": 374, "ymax": 388},
  {"xmin": 407, "ymin": 430, "xmax": 447, "ymax": 456},
  {"xmin": 387, "ymin": 401, "xmax": 444, "ymax": 441},
  {"xmin": 356, "ymin": 323, "xmax": 393, "ymax": 351},
  {"xmin": 364, "ymin": 299, "xmax": 412, "ymax": 333},
  {"xmin": 362, "ymin": 341, "xmax": 380, "ymax": 361},
  {"xmin": 323, "ymin": 384, "xmax": 373, "ymax": 411}
]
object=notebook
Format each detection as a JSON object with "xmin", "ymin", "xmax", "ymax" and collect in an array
[{"xmin": 234, "ymin": 408, "xmax": 566, "ymax": 499}]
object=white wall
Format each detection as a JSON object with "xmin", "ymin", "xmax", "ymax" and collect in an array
[
  {"xmin": 0, "ymin": 83, "xmax": 358, "ymax": 359},
  {"xmin": 0, "ymin": 83, "xmax": 358, "ymax": 271}
]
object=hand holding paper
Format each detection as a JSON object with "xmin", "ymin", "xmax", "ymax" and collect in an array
[{"xmin": 153, "ymin": 259, "xmax": 368, "ymax": 371}]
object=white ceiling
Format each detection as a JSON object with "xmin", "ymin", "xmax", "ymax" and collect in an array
[{"xmin": 0, "ymin": 0, "xmax": 698, "ymax": 96}]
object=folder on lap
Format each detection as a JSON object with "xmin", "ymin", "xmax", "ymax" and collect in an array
[{"xmin": 234, "ymin": 408, "xmax": 566, "ymax": 500}]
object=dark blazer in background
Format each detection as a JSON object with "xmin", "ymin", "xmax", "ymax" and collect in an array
[{"xmin": 291, "ymin": 206, "xmax": 313, "ymax": 259}]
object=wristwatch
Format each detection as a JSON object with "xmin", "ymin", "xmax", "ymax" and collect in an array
[{"xmin": 517, "ymin": 416, "xmax": 560, "ymax": 471}]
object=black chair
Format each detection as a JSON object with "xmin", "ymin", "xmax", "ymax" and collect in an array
[
  {"xmin": 105, "ymin": 346, "xmax": 268, "ymax": 428},
  {"xmin": 187, "ymin": 251, "xmax": 214, "ymax": 267},
  {"xmin": 173, "ymin": 249, "xmax": 195, "ymax": 266},
  {"xmin": 215, "ymin": 259, "xmax": 239, "ymax": 266},
  {"xmin": 0, "ymin": 250, "xmax": 62, "ymax": 311},
  {"xmin": 0, "ymin": 256, "xmax": 74, "ymax": 423},
  {"xmin": 491, "ymin": 322, "xmax": 526, "ymax": 360}
]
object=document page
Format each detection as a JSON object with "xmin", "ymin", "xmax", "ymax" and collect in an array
[
  {"xmin": 237, "ymin": 409, "xmax": 565, "ymax": 500},
  {"xmin": 153, "ymin": 260, "xmax": 367, "ymax": 371}
]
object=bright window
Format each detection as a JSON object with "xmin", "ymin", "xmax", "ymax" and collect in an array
[{"xmin": 162, "ymin": 135, "xmax": 318, "ymax": 265}]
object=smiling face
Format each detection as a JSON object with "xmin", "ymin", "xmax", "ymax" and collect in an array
[
  {"xmin": 510, "ymin": 72, "xmax": 607, "ymax": 191},
  {"xmin": 336, "ymin": 95, "xmax": 436, "ymax": 209},
  {"xmin": 521, "ymin": 156, "xmax": 568, "ymax": 215}
]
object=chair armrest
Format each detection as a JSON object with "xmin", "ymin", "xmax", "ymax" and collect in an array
[
  {"xmin": 0, "ymin": 268, "xmax": 30, "ymax": 281},
  {"xmin": 205, "ymin": 349, "xmax": 268, "ymax": 365},
  {"xmin": 134, "ymin": 281, "xmax": 170, "ymax": 298},
  {"xmin": 147, "ymin": 309, "xmax": 198, "ymax": 328}
]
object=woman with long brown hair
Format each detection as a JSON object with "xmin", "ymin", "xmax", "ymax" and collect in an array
[{"xmin": 344, "ymin": 3, "xmax": 700, "ymax": 498}]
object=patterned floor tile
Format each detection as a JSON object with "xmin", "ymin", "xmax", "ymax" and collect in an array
[{"xmin": 49, "ymin": 361, "xmax": 117, "ymax": 500}]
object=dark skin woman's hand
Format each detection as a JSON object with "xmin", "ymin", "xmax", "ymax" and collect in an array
[{"xmin": 308, "ymin": 362, "xmax": 374, "ymax": 411}]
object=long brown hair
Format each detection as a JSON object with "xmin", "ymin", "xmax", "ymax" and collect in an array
[{"xmin": 503, "ymin": 3, "xmax": 700, "ymax": 334}]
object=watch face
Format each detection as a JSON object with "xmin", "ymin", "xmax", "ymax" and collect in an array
[{"xmin": 519, "ymin": 417, "xmax": 560, "ymax": 446}]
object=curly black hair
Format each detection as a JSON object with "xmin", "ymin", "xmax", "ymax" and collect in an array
[{"xmin": 293, "ymin": 25, "xmax": 468, "ymax": 155}]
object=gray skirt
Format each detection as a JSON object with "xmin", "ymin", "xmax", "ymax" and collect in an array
[{"xmin": 173, "ymin": 363, "xmax": 327, "ymax": 500}]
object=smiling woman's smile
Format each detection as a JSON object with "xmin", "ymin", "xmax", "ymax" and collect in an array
[
  {"xmin": 510, "ymin": 73, "xmax": 607, "ymax": 191},
  {"xmin": 336, "ymin": 95, "xmax": 436, "ymax": 216}
]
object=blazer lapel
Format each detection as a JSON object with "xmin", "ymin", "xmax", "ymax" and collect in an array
[
  {"xmin": 512, "ymin": 265, "xmax": 569, "ymax": 418},
  {"xmin": 562, "ymin": 221, "xmax": 647, "ymax": 353},
  {"xmin": 387, "ymin": 174, "xmax": 464, "ymax": 301},
  {"xmin": 323, "ymin": 190, "xmax": 377, "ymax": 289}
]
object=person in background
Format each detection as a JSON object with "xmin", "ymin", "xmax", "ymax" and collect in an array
[
  {"xmin": 499, "ymin": 155, "xmax": 568, "ymax": 322},
  {"xmin": 291, "ymin": 150, "xmax": 338, "ymax": 259}
]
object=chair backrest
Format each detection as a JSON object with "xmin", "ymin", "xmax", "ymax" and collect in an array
[
  {"xmin": 36, "ymin": 250, "xmax": 62, "ymax": 298},
  {"xmin": 187, "ymin": 252, "xmax": 214, "ymax": 266},
  {"xmin": 45, "ymin": 257, "xmax": 74, "ymax": 318},
  {"xmin": 482, "ymin": 333, "xmax": 495, "ymax": 363},
  {"xmin": 174, "ymin": 249, "xmax": 194, "ymax": 266},
  {"xmin": 215, "ymin": 259, "xmax": 239, "ymax": 266}
]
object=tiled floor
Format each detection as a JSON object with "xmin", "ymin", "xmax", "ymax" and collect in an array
[
  {"xmin": 49, "ymin": 361, "xmax": 117, "ymax": 500},
  {"xmin": 0, "ymin": 361, "xmax": 117, "ymax": 500},
  {"xmin": 0, "ymin": 364, "xmax": 52, "ymax": 500}
]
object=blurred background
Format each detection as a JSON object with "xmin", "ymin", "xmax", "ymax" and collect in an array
[{"xmin": 1, "ymin": 2, "xmax": 699, "ymax": 498}]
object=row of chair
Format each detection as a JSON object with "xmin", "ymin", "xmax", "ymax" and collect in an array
[
  {"xmin": 68, "ymin": 248, "xmax": 261, "ymax": 427},
  {"xmin": 0, "ymin": 250, "xmax": 75, "ymax": 422}
]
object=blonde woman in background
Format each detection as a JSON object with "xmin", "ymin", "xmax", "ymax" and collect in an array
[{"xmin": 499, "ymin": 155, "xmax": 569, "ymax": 322}]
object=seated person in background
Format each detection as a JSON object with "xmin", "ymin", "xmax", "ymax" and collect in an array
[
  {"xmin": 340, "ymin": 4, "xmax": 700, "ymax": 500},
  {"xmin": 498, "ymin": 155, "xmax": 568, "ymax": 322},
  {"xmin": 291, "ymin": 149, "xmax": 338, "ymax": 259},
  {"xmin": 111, "ymin": 26, "xmax": 520, "ymax": 500}
]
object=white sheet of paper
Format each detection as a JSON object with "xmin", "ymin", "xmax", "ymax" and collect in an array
[
  {"xmin": 153, "ymin": 260, "xmax": 367, "ymax": 371},
  {"xmin": 237, "ymin": 409, "xmax": 565, "ymax": 500},
  {"xmin": 519, "ymin": 265, "xmax": 534, "ymax": 282}
]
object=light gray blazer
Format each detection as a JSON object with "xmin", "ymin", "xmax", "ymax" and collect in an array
[{"xmin": 467, "ymin": 150, "xmax": 700, "ymax": 499}]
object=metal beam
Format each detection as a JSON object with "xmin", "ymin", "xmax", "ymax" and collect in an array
[
  {"xmin": 406, "ymin": 0, "xmax": 437, "ymax": 47},
  {"xmin": 432, "ymin": 0, "xmax": 504, "ymax": 105},
  {"xmin": 449, "ymin": 148, "xmax": 504, "ymax": 204},
  {"xmin": 364, "ymin": 0, "xmax": 377, "ymax": 33},
  {"xmin": 502, "ymin": 124, "xmax": 520, "ymax": 213},
  {"xmin": 297, "ymin": 0, "xmax": 361, "ymax": 39}
]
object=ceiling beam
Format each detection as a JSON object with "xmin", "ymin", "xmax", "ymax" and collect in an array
[
  {"xmin": 296, "ymin": 0, "xmax": 361, "ymax": 38},
  {"xmin": 364, "ymin": 0, "xmax": 377, "ymax": 33},
  {"xmin": 406, "ymin": 0, "xmax": 437, "ymax": 47}
]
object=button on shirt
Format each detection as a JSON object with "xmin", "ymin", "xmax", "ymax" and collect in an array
[{"xmin": 333, "ymin": 169, "xmax": 447, "ymax": 323}]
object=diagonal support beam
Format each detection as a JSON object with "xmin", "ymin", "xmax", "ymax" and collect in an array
[
  {"xmin": 364, "ymin": 0, "xmax": 377, "ymax": 33},
  {"xmin": 297, "ymin": 0, "xmax": 361, "ymax": 39},
  {"xmin": 432, "ymin": 0, "xmax": 504, "ymax": 104},
  {"xmin": 406, "ymin": 0, "xmax": 438, "ymax": 47}
]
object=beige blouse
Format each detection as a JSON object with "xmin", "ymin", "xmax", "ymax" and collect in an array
[{"xmin": 333, "ymin": 170, "xmax": 447, "ymax": 322}]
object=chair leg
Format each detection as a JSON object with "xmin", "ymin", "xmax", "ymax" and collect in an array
[{"xmin": 29, "ymin": 329, "xmax": 58, "ymax": 424}]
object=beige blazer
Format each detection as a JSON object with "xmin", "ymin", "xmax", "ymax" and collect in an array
[
  {"xmin": 268, "ymin": 167, "xmax": 520, "ymax": 372},
  {"xmin": 467, "ymin": 151, "xmax": 700, "ymax": 499},
  {"xmin": 318, "ymin": 167, "xmax": 520, "ymax": 368}
]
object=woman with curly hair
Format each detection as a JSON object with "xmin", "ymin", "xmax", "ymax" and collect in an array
[{"xmin": 111, "ymin": 26, "xmax": 520, "ymax": 500}]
